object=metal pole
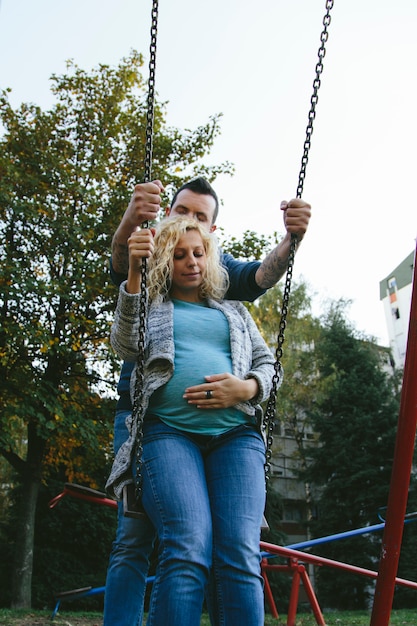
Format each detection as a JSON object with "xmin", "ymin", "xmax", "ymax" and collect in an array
[
  {"xmin": 370, "ymin": 242, "xmax": 417, "ymax": 625},
  {"xmin": 260, "ymin": 541, "xmax": 417, "ymax": 590},
  {"xmin": 281, "ymin": 514, "xmax": 417, "ymax": 552}
]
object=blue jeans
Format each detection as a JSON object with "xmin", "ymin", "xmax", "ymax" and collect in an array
[
  {"xmin": 141, "ymin": 418, "xmax": 266, "ymax": 626},
  {"xmin": 103, "ymin": 410, "xmax": 156, "ymax": 626}
]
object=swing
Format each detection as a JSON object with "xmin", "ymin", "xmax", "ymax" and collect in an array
[
  {"xmin": 122, "ymin": 0, "xmax": 158, "ymax": 517},
  {"xmin": 123, "ymin": 0, "xmax": 335, "ymax": 518}
]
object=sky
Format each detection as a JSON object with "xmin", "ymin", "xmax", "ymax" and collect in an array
[{"xmin": 0, "ymin": 0, "xmax": 416, "ymax": 347}]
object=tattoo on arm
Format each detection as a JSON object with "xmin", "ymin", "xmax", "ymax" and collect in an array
[
  {"xmin": 256, "ymin": 248, "xmax": 290, "ymax": 289},
  {"xmin": 112, "ymin": 236, "xmax": 129, "ymax": 275}
]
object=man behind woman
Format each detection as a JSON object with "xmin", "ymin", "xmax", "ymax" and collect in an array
[{"xmin": 106, "ymin": 216, "xmax": 276, "ymax": 625}]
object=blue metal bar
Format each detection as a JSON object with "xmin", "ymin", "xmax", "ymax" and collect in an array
[
  {"xmin": 51, "ymin": 577, "xmax": 155, "ymax": 619},
  {"xmin": 261, "ymin": 514, "xmax": 417, "ymax": 559}
]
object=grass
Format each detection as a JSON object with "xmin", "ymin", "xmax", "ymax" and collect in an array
[{"xmin": 1, "ymin": 608, "xmax": 417, "ymax": 625}]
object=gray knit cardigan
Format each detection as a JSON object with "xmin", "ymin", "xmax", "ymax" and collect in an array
[{"xmin": 106, "ymin": 281, "xmax": 277, "ymax": 499}]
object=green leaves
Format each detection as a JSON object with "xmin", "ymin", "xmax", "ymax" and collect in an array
[
  {"xmin": 0, "ymin": 49, "xmax": 235, "ymax": 608},
  {"xmin": 219, "ymin": 228, "xmax": 278, "ymax": 262},
  {"xmin": 0, "ymin": 49, "xmax": 232, "ymax": 485}
]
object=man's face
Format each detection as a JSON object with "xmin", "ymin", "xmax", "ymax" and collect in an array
[{"xmin": 166, "ymin": 189, "xmax": 217, "ymax": 233}]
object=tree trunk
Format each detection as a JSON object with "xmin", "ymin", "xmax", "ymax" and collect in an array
[
  {"xmin": 10, "ymin": 421, "xmax": 45, "ymax": 609},
  {"xmin": 11, "ymin": 475, "xmax": 40, "ymax": 608}
]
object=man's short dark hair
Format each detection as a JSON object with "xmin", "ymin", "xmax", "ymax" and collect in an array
[{"xmin": 171, "ymin": 177, "xmax": 219, "ymax": 224}]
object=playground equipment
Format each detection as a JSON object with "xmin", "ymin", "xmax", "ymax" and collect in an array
[
  {"xmin": 49, "ymin": 3, "xmax": 417, "ymax": 622},
  {"xmin": 370, "ymin": 242, "xmax": 417, "ymax": 624},
  {"xmin": 125, "ymin": 0, "xmax": 335, "ymax": 512},
  {"xmin": 48, "ymin": 482, "xmax": 417, "ymax": 625}
]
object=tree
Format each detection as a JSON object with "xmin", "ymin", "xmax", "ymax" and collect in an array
[
  {"xmin": 0, "ymin": 50, "xmax": 232, "ymax": 608},
  {"xmin": 304, "ymin": 303, "xmax": 400, "ymax": 609},
  {"xmin": 218, "ymin": 228, "xmax": 278, "ymax": 262}
]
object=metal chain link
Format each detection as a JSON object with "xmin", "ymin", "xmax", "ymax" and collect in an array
[
  {"xmin": 263, "ymin": 0, "xmax": 334, "ymax": 485},
  {"xmin": 143, "ymin": 0, "xmax": 159, "ymax": 187},
  {"xmin": 296, "ymin": 0, "xmax": 334, "ymax": 200},
  {"xmin": 132, "ymin": 0, "xmax": 159, "ymax": 504},
  {"xmin": 130, "ymin": 0, "xmax": 334, "ymax": 495}
]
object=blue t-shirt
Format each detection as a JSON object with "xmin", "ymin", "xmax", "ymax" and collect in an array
[
  {"xmin": 147, "ymin": 299, "xmax": 247, "ymax": 434},
  {"xmin": 110, "ymin": 252, "xmax": 266, "ymax": 408}
]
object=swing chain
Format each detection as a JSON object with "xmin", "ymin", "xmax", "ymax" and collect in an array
[
  {"xmin": 132, "ymin": 0, "xmax": 159, "ymax": 505},
  {"xmin": 130, "ymin": 0, "xmax": 334, "ymax": 496},
  {"xmin": 296, "ymin": 0, "xmax": 334, "ymax": 200},
  {"xmin": 144, "ymin": 0, "xmax": 159, "ymax": 186},
  {"xmin": 263, "ymin": 235, "xmax": 296, "ymax": 483},
  {"xmin": 132, "ymin": 277, "xmax": 148, "ymax": 504},
  {"xmin": 263, "ymin": 0, "xmax": 334, "ymax": 483}
]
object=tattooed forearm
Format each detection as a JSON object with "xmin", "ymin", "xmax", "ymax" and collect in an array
[
  {"xmin": 112, "ymin": 236, "xmax": 129, "ymax": 274},
  {"xmin": 255, "ymin": 242, "xmax": 298, "ymax": 289}
]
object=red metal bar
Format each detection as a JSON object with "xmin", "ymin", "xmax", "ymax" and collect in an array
[
  {"xmin": 261, "ymin": 559, "xmax": 279, "ymax": 619},
  {"xmin": 370, "ymin": 245, "xmax": 417, "ymax": 625},
  {"xmin": 262, "ymin": 557, "xmax": 326, "ymax": 626},
  {"xmin": 287, "ymin": 564, "xmax": 301, "ymax": 626},
  {"xmin": 260, "ymin": 542, "xmax": 417, "ymax": 590},
  {"xmin": 299, "ymin": 566, "xmax": 326, "ymax": 626}
]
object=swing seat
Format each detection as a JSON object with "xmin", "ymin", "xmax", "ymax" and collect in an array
[
  {"xmin": 123, "ymin": 483, "xmax": 146, "ymax": 518},
  {"xmin": 48, "ymin": 483, "xmax": 117, "ymax": 510},
  {"xmin": 63, "ymin": 482, "xmax": 108, "ymax": 499}
]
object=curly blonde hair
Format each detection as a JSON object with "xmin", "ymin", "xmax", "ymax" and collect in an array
[{"xmin": 148, "ymin": 217, "xmax": 229, "ymax": 303}]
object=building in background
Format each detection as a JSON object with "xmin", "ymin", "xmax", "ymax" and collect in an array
[{"xmin": 379, "ymin": 250, "xmax": 415, "ymax": 369}]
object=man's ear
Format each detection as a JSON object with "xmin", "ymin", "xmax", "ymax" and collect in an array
[{"xmin": 210, "ymin": 224, "xmax": 217, "ymax": 233}]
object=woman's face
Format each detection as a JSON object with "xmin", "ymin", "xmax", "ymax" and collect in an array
[{"xmin": 169, "ymin": 229, "xmax": 207, "ymax": 302}]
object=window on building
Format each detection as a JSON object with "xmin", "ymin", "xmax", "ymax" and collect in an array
[
  {"xmin": 388, "ymin": 276, "xmax": 400, "ymax": 319},
  {"xmin": 282, "ymin": 502, "xmax": 304, "ymax": 523}
]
